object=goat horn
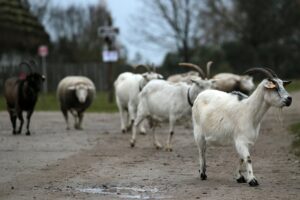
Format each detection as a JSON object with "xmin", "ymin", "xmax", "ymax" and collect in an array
[
  {"xmin": 19, "ymin": 61, "xmax": 33, "ymax": 73},
  {"xmin": 243, "ymin": 67, "xmax": 274, "ymax": 79},
  {"xmin": 264, "ymin": 67, "xmax": 278, "ymax": 78},
  {"xmin": 206, "ymin": 61, "xmax": 213, "ymax": 79},
  {"xmin": 179, "ymin": 62, "xmax": 206, "ymax": 79}
]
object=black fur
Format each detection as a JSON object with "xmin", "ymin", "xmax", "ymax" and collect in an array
[
  {"xmin": 236, "ymin": 176, "xmax": 247, "ymax": 183},
  {"xmin": 199, "ymin": 170, "xmax": 207, "ymax": 180},
  {"xmin": 4, "ymin": 73, "xmax": 44, "ymax": 135},
  {"xmin": 249, "ymin": 178, "xmax": 259, "ymax": 186}
]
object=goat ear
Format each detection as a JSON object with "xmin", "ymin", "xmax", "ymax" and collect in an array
[
  {"xmin": 67, "ymin": 85, "xmax": 76, "ymax": 90},
  {"xmin": 283, "ymin": 80, "xmax": 292, "ymax": 86},
  {"xmin": 264, "ymin": 80, "xmax": 277, "ymax": 89}
]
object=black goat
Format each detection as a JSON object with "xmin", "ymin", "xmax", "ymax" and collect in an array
[{"xmin": 4, "ymin": 61, "xmax": 45, "ymax": 135}]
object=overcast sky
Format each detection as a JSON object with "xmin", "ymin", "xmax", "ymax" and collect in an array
[{"xmin": 49, "ymin": 0, "xmax": 167, "ymax": 65}]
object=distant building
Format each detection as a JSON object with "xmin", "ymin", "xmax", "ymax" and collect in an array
[{"xmin": 0, "ymin": 0, "xmax": 49, "ymax": 91}]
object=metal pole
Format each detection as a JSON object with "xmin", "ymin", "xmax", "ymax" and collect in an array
[
  {"xmin": 107, "ymin": 61, "xmax": 114, "ymax": 103},
  {"xmin": 42, "ymin": 56, "xmax": 48, "ymax": 93}
]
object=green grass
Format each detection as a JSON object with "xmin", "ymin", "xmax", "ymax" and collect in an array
[
  {"xmin": 289, "ymin": 122, "xmax": 300, "ymax": 157},
  {"xmin": 286, "ymin": 79, "xmax": 300, "ymax": 92},
  {"xmin": 0, "ymin": 92, "xmax": 118, "ymax": 113}
]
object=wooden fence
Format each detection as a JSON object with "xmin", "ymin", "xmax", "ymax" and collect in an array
[{"xmin": 0, "ymin": 61, "xmax": 123, "ymax": 93}]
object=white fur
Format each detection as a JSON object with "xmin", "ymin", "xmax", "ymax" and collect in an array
[
  {"xmin": 167, "ymin": 71, "xmax": 199, "ymax": 84},
  {"xmin": 192, "ymin": 78, "xmax": 292, "ymax": 185},
  {"xmin": 114, "ymin": 72, "xmax": 163, "ymax": 134},
  {"xmin": 131, "ymin": 78, "xmax": 215, "ymax": 151}
]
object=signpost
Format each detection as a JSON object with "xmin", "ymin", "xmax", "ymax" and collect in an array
[
  {"xmin": 38, "ymin": 45, "xmax": 48, "ymax": 93},
  {"xmin": 98, "ymin": 26, "xmax": 119, "ymax": 103}
]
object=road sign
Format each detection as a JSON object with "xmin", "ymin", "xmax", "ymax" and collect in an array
[
  {"xmin": 38, "ymin": 45, "xmax": 48, "ymax": 57},
  {"xmin": 102, "ymin": 50, "xmax": 119, "ymax": 62},
  {"xmin": 98, "ymin": 26, "xmax": 119, "ymax": 45}
]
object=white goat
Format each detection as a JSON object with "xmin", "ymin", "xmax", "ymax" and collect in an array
[
  {"xmin": 192, "ymin": 68, "xmax": 292, "ymax": 186},
  {"xmin": 114, "ymin": 67, "xmax": 163, "ymax": 134},
  {"xmin": 131, "ymin": 64, "xmax": 215, "ymax": 151},
  {"xmin": 213, "ymin": 73, "xmax": 255, "ymax": 95}
]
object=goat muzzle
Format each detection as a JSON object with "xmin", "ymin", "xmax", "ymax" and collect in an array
[{"xmin": 284, "ymin": 96, "xmax": 292, "ymax": 107}]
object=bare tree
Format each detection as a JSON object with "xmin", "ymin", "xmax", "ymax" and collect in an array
[
  {"xmin": 132, "ymin": 0, "xmax": 201, "ymax": 62},
  {"xmin": 198, "ymin": 0, "xmax": 239, "ymax": 45}
]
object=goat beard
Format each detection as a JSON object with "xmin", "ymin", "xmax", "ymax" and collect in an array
[{"xmin": 275, "ymin": 107, "xmax": 283, "ymax": 128}]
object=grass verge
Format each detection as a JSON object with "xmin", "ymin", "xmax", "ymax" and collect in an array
[
  {"xmin": 0, "ymin": 92, "xmax": 118, "ymax": 113},
  {"xmin": 289, "ymin": 122, "xmax": 300, "ymax": 157},
  {"xmin": 287, "ymin": 79, "xmax": 300, "ymax": 92},
  {"xmin": 0, "ymin": 79, "xmax": 299, "ymax": 112}
]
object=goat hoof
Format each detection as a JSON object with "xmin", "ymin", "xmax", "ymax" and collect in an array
[
  {"xmin": 155, "ymin": 143, "xmax": 162, "ymax": 150},
  {"xmin": 236, "ymin": 176, "xmax": 247, "ymax": 183},
  {"xmin": 26, "ymin": 131, "xmax": 31, "ymax": 136},
  {"xmin": 12, "ymin": 131, "xmax": 17, "ymax": 135},
  {"xmin": 200, "ymin": 173, "xmax": 207, "ymax": 180},
  {"xmin": 199, "ymin": 171, "xmax": 207, "ymax": 180},
  {"xmin": 122, "ymin": 129, "xmax": 126, "ymax": 134},
  {"xmin": 248, "ymin": 179, "xmax": 259, "ymax": 187},
  {"xmin": 130, "ymin": 140, "xmax": 135, "ymax": 148}
]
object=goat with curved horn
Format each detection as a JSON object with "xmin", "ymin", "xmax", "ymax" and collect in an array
[
  {"xmin": 244, "ymin": 68, "xmax": 274, "ymax": 79},
  {"xmin": 179, "ymin": 63, "xmax": 206, "ymax": 79}
]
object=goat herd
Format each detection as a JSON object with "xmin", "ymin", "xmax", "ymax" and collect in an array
[{"xmin": 3, "ymin": 60, "xmax": 292, "ymax": 187}]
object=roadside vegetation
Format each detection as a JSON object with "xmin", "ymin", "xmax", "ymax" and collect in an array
[
  {"xmin": 289, "ymin": 122, "xmax": 300, "ymax": 157},
  {"xmin": 0, "ymin": 80, "xmax": 300, "ymax": 113},
  {"xmin": 0, "ymin": 92, "xmax": 118, "ymax": 113}
]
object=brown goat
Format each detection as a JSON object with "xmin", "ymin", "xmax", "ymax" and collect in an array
[{"xmin": 4, "ymin": 61, "xmax": 45, "ymax": 135}]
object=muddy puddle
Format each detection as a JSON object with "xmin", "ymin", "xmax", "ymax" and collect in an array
[{"xmin": 76, "ymin": 184, "xmax": 171, "ymax": 199}]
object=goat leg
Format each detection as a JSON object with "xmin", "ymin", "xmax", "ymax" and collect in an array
[
  {"xmin": 77, "ymin": 111, "xmax": 84, "ymax": 130},
  {"xmin": 25, "ymin": 110, "xmax": 33, "ymax": 136},
  {"xmin": 17, "ymin": 110, "xmax": 24, "ymax": 134},
  {"xmin": 61, "ymin": 108, "xmax": 70, "ymax": 130},
  {"xmin": 8, "ymin": 109, "xmax": 17, "ymax": 134}
]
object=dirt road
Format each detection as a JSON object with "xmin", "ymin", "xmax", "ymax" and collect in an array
[{"xmin": 0, "ymin": 92, "xmax": 299, "ymax": 200}]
